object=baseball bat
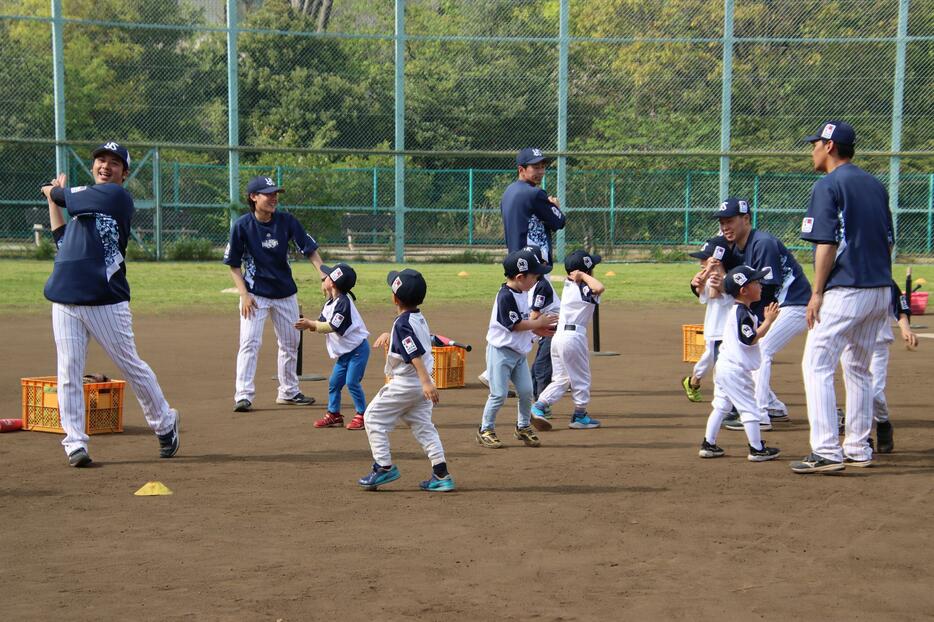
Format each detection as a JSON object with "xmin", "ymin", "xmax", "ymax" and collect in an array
[
  {"xmin": 906, "ymin": 267, "xmax": 912, "ymax": 316},
  {"xmin": 431, "ymin": 334, "xmax": 472, "ymax": 352},
  {"xmin": 296, "ymin": 304, "xmax": 304, "ymax": 376}
]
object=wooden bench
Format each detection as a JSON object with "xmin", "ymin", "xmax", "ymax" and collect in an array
[{"xmin": 341, "ymin": 213, "xmax": 394, "ymax": 250}]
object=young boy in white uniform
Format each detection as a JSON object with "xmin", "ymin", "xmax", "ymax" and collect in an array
[
  {"xmin": 699, "ymin": 265, "xmax": 782, "ymax": 462},
  {"xmin": 531, "ymin": 250, "xmax": 605, "ymax": 430}
]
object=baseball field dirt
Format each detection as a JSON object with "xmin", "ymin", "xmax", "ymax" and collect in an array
[{"xmin": 2, "ymin": 303, "xmax": 932, "ymax": 620}]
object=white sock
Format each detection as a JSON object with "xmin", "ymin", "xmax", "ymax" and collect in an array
[{"xmin": 743, "ymin": 422, "xmax": 762, "ymax": 450}]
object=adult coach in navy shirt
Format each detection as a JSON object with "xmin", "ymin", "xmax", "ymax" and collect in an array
[
  {"xmin": 791, "ymin": 121, "xmax": 894, "ymax": 474},
  {"xmin": 41, "ymin": 141, "xmax": 180, "ymax": 467},
  {"xmin": 714, "ymin": 198, "xmax": 812, "ymax": 428},
  {"xmin": 224, "ymin": 175, "xmax": 325, "ymax": 412},
  {"xmin": 501, "ymin": 147, "xmax": 566, "ymax": 263}
]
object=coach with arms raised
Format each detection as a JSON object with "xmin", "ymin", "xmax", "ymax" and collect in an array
[{"xmin": 502, "ymin": 147, "xmax": 566, "ymax": 262}]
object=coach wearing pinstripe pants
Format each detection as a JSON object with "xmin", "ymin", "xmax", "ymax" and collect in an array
[{"xmin": 792, "ymin": 121, "xmax": 894, "ymax": 474}]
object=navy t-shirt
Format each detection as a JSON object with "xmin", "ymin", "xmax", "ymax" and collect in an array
[
  {"xmin": 44, "ymin": 183, "xmax": 133, "ymax": 305},
  {"xmin": 223, "ymin": 211, "xmax": 319, "ymax": 299},
  {"xmin": 501, "ymin": 180, "xmax": 566, "ymax": 264},
  {"xmin": 800, "ymin": 163, "xmax": 893, "ymax": 289},
  {"xmin": 728, "ymin": 229, "xmax": 811, "ymax": 312}
]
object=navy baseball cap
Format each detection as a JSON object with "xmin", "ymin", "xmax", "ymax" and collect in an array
[
  {"xmin": 689, "ymin": 235, "xmax": 730, "ymax": 260},
  {"xmin": 712, "ymin": 197, "xmax": 751, "ymax": 219},
  {"xmin": 246, "ymin": 175, "xmax": 283, "ymax": 195},
  {"xmin": 322, "ymin": 263, "xmax": 357, "ymax": 293},
  {"xmin": 564, "ymin": 249, "xmax": 602, "ymax": 273},
  {"xmin": 387, "ymin": 268, "xmax": 427, "ymax": 306},
  {"xmin": 805, "ymin": 120, "xmax": 856, "ymax": 146},
  {"xmin": 524, "ymin": 244, "xmax": 548, "ymax": 265},
  {"xmin": 504, "ymin": 248, "xmax": 552, "ymax": 278},
  {"xmin": 516, "ymin": 147, "xmax": 551, "ymax": 167},
  {"xmin": 91, "ymin": 141, "xmax": 130, "ymax": 169},
  {"xmin": 724, "ymin": 265, "xmax": 770, "ymax": 297}
]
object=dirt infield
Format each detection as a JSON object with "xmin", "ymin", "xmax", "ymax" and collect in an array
[{"xmin": 2, "ymin": 303, "xmax": 932, "ymax": 621}]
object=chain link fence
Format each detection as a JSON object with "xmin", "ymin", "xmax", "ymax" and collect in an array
[{"xmin": 1, "ymin": 0, "xmax": 933, "ymax": 261}]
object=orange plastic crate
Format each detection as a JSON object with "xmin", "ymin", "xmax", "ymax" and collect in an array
[
  {"xmin": 431, "ymin": 345, "xmax": 466, "ymax": 389},
  {"xmin": 21, "ymin": 376, "xmax": 125, "ymax": 434},
  {"xmin": 682, "ymin": 324, "xmax": 705, "ymax": 363}
]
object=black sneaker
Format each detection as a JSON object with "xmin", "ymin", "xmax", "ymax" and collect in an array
[
  {"xmin": 747, "ymin": 442, "xmax": 781, "ymax": 462},
  {"xmin": 698, "ymin": 439, "xmax": 725, "ymax": 458},
  {"xmin": 843, "ymin": 457, "xmax": 873, "ymax": 468},
  {"xmin": 790, "ymin": 453, "xmax": 845, "ymax": 474},
  {"xmin": 157, "ymin": 411, "xmax": 180, "ymax": 459},
  {"xmin": 233, "ymin": 399, "xmax": 252, "ymax": 412},
  {"xmin": 276, "ymin": 393, "xmax": 315, "ymax": 405},
  {"xmin": 876, "ymin": 421, "xmax": 894, "ymax": 454},
  {"xmin": 68, "ymin": 448, "xmax": 92, "ymax": 468}
]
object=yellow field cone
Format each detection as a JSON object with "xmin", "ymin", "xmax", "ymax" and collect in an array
[
  {"xmin": 457, "ymin": 271, "xmax": 469, "ymax": 277},
  {"xmin": 605, "ymin": 270, "xmax": 617, "ymax": 277},
  {"xmin": 134, "ymin": 481, "xmax": 173, "ymax": 496}
]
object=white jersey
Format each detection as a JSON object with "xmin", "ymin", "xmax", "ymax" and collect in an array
[
  {"xmin": 486, "ymin": 284, "xmax": 535, "ymax": 355},
  {"xmin": 557, "ymin": 278, "xmax": 600, "ymax": 331},
  {"xmin": 699, "ymin": 282, "xmax": 733, "ymax": 341},
  {"xmin": 384, "ymin": 310, "xmax": 433, "ymax": 381},
  {"xmin": 528, "ymin": 275, "xmax": 561, "ymax": 315},
  {"xmin": 318, "ymin": 293, "xmax": 369, "ymax": 358},
  {"xmin": 717, "ymin": 302, "xmax": 761, "ymax": 371}
]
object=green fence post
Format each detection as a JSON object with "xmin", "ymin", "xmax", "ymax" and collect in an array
[
  {"xmin": 226, "ymin": 0, "xmax": 240, "ymax": 232},
  {"xmin": 372, "ymin": 167, "xmax": 378, "ymax": 214},
  {"xmin": 173, "ymin": 161, "xmax": 180, "ymax": 210},
  {"xmin": 468, "ymin": 168, "xmax": 475, "ymax": 246},
  {"xmin": 276, "ymin": 165, "xmax": 282, "ymax": 187},
  {"xmin": 718, "ymin": 0, "xmax": 735, "ymax": 201},
  {"xmin": 889, "ymin": 0, "xmax": 910, "ymax": 259},
  {"xmin": 393, "ymin": 0, "xmax": 406, "ymax": 262},
  {"xmin": 683, "ymin": 172, "xmax": 692, "ymax": 244},
  {"xmin": 927, "ymin": 173, "xmax": 933, "ymax": 253},
  {"xmin": 51, "ymin": 0, "xmax": 67, "ymax": 174},
  {"xmin": 752, "ymin": 175, "xmax": 760, "ymax": 228},
  {"xmin": 609, "ymin": 175, "xmax": 616, "ymax": 248},
  {"xmin": 153, "ymin": 147, "xmax": 162, "ymax": 261}
]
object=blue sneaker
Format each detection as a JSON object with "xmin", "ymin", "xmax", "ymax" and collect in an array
[
  {"xmin": 540, "ymin": 404, "xmax": 553, "ymax": 419},
  {"xmin": 569, "ymin": 412, "xmax": 601, "ymax": 429},
  {"xmin": 419, "ymin": 473, "xmax": 456, "ymax": 492},
  {"xmin": 358, "ymin": 464, "xmax": 401, "ymax": 490},
  {"xmin": 530, "ymin": 403, "xmax": 553, "ymax": 432}
]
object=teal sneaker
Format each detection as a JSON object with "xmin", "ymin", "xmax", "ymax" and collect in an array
[
  {"xmin": 530, "ymin": 403, "xmax": 553, "ymax": 431},
  {"xmin": 540, "ymin": 404, "xmax": 553, "ymax": 419},
  {"xmin": 358, "ymin": 464, "xmax": 401, "ymax": 490},
  {"xmin": 419, "ymin": 473, "xmax": 456, "ymax": 492},
  {"xmin": 569, "ymin": 412, "xmax": 601, "ymax": 429}
]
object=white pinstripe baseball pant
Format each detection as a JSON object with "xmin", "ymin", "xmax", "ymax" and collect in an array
[
  {"xmin": 802, "ymin": 287, "xmax": 890, "ymax": 462},
  {"xmin": 753, "ymin": 305, "xmax": 807, "ymax": 422},
  {"xmin": 870, "ymin": 322, "xmax": 894, "ymax": 423},
  {"xmin": 52, "ymin": 302, "xmax": 176, "ymax": 456},
  {"xmin": 235, "ymin": 293, "xmax": 301, "ymax": 403}
]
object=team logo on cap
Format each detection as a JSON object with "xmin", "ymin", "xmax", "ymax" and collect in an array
[
  {"xmin": 532, "ymin": 149, "xmax": 542, "ymax": 157},
  {"xmin": 330, "ymin": 267, "xmax": 343, "ymax": 281},
  {"xmin": 801, "ymin": 217, "xmax": 814, "ymax": 233},
  {"xmin": 713, "ymin": 246, "xmax": 725, "ymax": 260},
  {"xmin": 738, "ymin": 200, "xmax": 749, "ymax": 214},
  {"xmin": 264, "ymin": 177, "xmax": 274, "ymax": 186},
  {"xmin": 719, "ymin": 202, "xmax": 728, "ymax": 211},
  {"xmin": 732, "ymin": 272, "xmax": 748, "ymax": 287},
  {"xmin": 516, "ymin": 258, "xmax": 529, "ymax": 273},
  {"xmin": 583, "ymin": 256, "xmax": 593, "ymax": 269},
  {"xmin": 391, "ymin": 276, "xmax": 402, "ymax": 293},
  {"xmin": 821, "ymin": 123, "xmax": 836, "ymax": 139},
  {"xmin": 103, "ymin": 141, "xmax": 121, "ymax": 151}
]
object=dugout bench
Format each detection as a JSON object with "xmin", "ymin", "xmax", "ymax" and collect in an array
[{"xmin": 341, "ymin": 213, "xmax": 395, "ymax": 250}]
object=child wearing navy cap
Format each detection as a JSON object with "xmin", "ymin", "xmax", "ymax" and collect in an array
[
  {"xmin": 699, "ymin": 265, "xmax": 782, "ymax": 462},
  {"xmin": 357, "ymin": 269, "xmax": 454, "ymax": 492},
  {"xmin": 295, "ymin": 263, "xmax": 370, "ymax": 431},
  {"xmin": 477, "ymin": 248, "xmax": 558, "ymax": 449},
  {"xmin": 531, "ymin": 250, "xmax": 606, "ymax": 430}
]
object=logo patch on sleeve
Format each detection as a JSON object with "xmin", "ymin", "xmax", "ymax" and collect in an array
[
  {"xmin": 741, "ymin": 324, "xmax": 755, "ymax": 339},
  {"xmin": 551, "ymin": 205, "xmax": 562, "ymax": 218},
  {"xmin": 331, "ymin": 312, "xmax": 344, "ymax": 327},
  {"xmin": 801, "ymin": 217, "xmax": 814, "ymax": 233},
  {"xmin": 402, "ymin": 336, "xmax": 418, "ymax": 354},
  {"xmin": 713, "ymin": 246, "xmax": 725, "ymax": 260},
  {"xmin": 508, "ymin": 310, "xmax": 520, "ymax": 324},
  {"xmin": 70, "ymin": 186, "xmax": 87, "ymax": 193},
  {"xmin": 763, "ymin": 266, "xmax": 774, "ymax": 280},
  {"xmin": 534, "ymin": 294, "xmax": 545, "ymax": 307}
]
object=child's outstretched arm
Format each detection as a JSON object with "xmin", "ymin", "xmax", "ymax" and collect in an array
[
  {"xmin": 411, "ymin": 356, "xmax": 440, "ymax": 404},
  {"xmin": 372, "ymin": 332, "xmax": 391, "ymax": 349}
]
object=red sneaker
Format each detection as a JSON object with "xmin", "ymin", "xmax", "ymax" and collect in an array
[
  {"xmin": 314, "ymin": 412, "xmax": 344, "ymax": 428},
  {"xmin": 346, "ymin": 413, "xmax": 365, "ymax": 430}
]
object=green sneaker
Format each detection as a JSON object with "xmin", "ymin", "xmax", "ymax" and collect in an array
[{"xmin": 682, "ymin": 376, "xmax": 702, "ymax": 402}]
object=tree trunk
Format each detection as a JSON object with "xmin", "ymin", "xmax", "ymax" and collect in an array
[{"xmin": 316, "ymin": 0, "xmax": 332, "ymax": 32}]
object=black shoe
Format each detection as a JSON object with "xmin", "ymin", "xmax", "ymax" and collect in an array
[
  {"xmin": 68, "ymin": 448, "xmax": 92, "ymax": 468},
  {"xmin": 276, "ymin": 392, "xmax": 315, "ymax": 405},
  {"xmin": 747, "ymin": 442, "xmax": 781, "ymax": 462},
  {"xmin": 157, "ymin": 411, "xmax": 180, "ymax": 459},
  {"xmin": 876, "ymin": 421, "xmax": 894, "ymax": 454},
  {"xmin": 790, "ymin": 453, "xmax": 845, "ymax": 474},
  {"xmin": 233, "ymin": 399, "xmax": 252, "ymax": 412},
  {"xmin": 698, "ymin": 439, "xmax": 725, "ymax": 458}
]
